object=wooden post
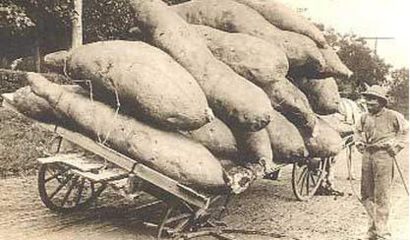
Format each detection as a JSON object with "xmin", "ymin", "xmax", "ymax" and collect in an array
[
  {"xmin": 34, "ymin": 35, "xmax": 41, "ymax": 72},
  {"xmin": 71, "ymin": 0, "xmax": 83, "ymax": 49},
  {"xmin": 34, "ymin": 26, "xmax": 42, "ymax": 73}
]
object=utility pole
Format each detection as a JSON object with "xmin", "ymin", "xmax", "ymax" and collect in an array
[
  {"xmin": 360, "ymin": 37, "xmax": 395, "ymax": 55},
  {"xmin": 359, "ymin": 37, "xmax": 395, "ymax": 88}
]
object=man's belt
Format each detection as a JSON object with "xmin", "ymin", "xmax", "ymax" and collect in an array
[{"xmin": 365, "ymin": 144, "xmax": 390, "ymax": 154}]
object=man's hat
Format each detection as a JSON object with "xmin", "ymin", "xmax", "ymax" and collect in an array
[{"xmin": 361, "ymin": 85, "xmax": 388, "ymax": 103}]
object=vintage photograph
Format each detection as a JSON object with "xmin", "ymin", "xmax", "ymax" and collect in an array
[{"xmin": 0, "ymin": 0, "xmax": 408, "ymax": 239}]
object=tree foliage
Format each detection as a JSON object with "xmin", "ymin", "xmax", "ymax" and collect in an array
[
  {"xmin": 0, "ymin": 3, "xmax": 35, "ymax": 35},
  {"xmin": 82, "ymin": 0, "xmax": 135, "ymax": 43},
  {"xmin": 389, "ymin": 68, "xmax": 409, "ymax": 91},
  {"xmin": 2, "ymin": 0, "xmax": 74, "ymax": 30},
  {"xmin": 1, "ymin": 0, "xmax": 73, "ymax": 60},
  {"xmin": 1, "ymin": 0, "xmax": 191, "ymax": 52},
  {"xmin": 388, "ymin": 68, "xmax": 409, "ymax": 118}
]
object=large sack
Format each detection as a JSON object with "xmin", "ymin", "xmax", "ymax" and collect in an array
[
  {"xmin": 182, "ymin": 118, "xmax": 238, "ymax": 159},
  {"xmin": 27, "ymin": 73, "xmax": 226, "ymax": 190},
  {"xmin": 234, "ymin": 129, "xmax": 272, "ymax": 165},
  {"xmin": 43, "ymin": 50, "xmax": 71, "ymax": 74},
  {"xmin": 172, "ymin": 0, "xmax": 325, "ymax": 74},
  {"xmin": 233, "ymin": 128, "xmax": 276, "ymax": 177},
  {"xmin": 13, "ymin": 85, "xmax": 86, "ymax": 123},
  {"xmin": 184, "ymin": 116, "xmax": 275, "ymax": 176},
  {"xmin": 232, "ymin": 0, "xmax": 327, "ymax": 47},
  {"xmin": 263, "ymin": 81, "xmax": 316, "ymax": 129},
  {"xmin": 45, "ymin": 40, "xmax": 213, "ymax": 131},
  {"xmin": 193, "ymin": 25, "xmax": 289, "ymax": 86},
  {"xmin": 13, "ymin": 86, "xmax": 60, "ymax": 123},
  {"xmin": 192, "ymin": 25, "xmax": 316, "ymax": 129},
  {"xmin": 318, "ymin": 48, "xmax": 353, "ymax": 78},
  {"xmin": 296, "ymin": 77, "xmax": 341, "ymax": 115},
  {"xmin": 129, "ymin": 0, "xmax": 273, "ymax": 131},
  {"xmin": 302, "ymin": 117, "xmax": 344, "ymax": 157},
  {"xmin": 265, "ymin": 111, "xmax": 308, "ymax": 162},
  {"xmin": 318, "ymin": 114, "xmax": 354, "ymax": 138}
]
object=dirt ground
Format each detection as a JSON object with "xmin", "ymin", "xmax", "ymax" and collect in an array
[{"xmin": 0, "ymin": 108, "xmax": 409, "ymax": 240}]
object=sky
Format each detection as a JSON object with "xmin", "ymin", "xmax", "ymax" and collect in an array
[{"xmin": 279, "ymin": 0, "xmax": 410, "ymax": 69}]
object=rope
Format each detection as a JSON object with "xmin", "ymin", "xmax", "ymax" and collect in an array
[
  {"xmin": 69, "ymin": 79, "xmax": 122, "ymax": 160},
  {"xmin": 101, "ymin": 88, "xmax": 121, "ymax": 145},
  {"xmin": 71, "ymin": 79, "xmax": 103, "ymax": 142},
  {"xmin": 63, "ymin": 58, "xmax": 69, "ymax": 78}
]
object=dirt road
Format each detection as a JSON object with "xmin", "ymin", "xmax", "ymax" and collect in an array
[{"xmin": 0, "ymin": 147, "xmax": 408, "ymax": 240}]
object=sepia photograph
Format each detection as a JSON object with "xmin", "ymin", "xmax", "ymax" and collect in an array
[{"xmin": 0, "ymin": 0, "xmax": 408, "ymax": 239}]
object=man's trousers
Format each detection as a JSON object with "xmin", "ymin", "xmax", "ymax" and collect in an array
[{"xmin": 361, "ymin": 149, "xmax": 394, "ymax": 238}]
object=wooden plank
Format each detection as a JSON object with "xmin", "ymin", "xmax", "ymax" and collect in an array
[
  {"xmin": 71, "ymin": 169, "xmax": 127, "ymax": 182},
  {"xmin": 53, "ymin": 127, "xmax": 136, "ymax": 172},
  {"xmin": 133, "ymin": 164, "xmax": 210, "ymax": 209},
  {"xmin": 38, "ymin": 154, "xmax": 104, "ymax": 172}
]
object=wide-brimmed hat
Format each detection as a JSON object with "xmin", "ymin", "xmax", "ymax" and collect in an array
[{"xmin": 361, "ymin": 85, "xmax": 388, "ymax": 103}]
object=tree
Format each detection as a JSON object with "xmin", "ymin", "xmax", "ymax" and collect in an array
[
  {"xmin": 388, "ymin": 68, "xmax": 409, "ymax": 118},
  {"xmin": 71, "ymin": 0, "xmax": 82, "ymax": 48}
]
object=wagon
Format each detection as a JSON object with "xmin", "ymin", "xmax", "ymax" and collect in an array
[{"xmin": 1, "ymin": 91, "xmax": 352, "ymax": 238}]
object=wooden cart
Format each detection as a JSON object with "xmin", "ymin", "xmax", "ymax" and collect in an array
[{"xmin": 2, "ymin": 92, "xmax": 347, "ymax": 238}]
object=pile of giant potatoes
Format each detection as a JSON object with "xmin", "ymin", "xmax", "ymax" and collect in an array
[{"xmin": 11, "ymin": 0, "xmax": 353, "ymax": 194}]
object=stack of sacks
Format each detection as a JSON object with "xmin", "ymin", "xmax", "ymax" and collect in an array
[
  {"xmin": 192, "ymin": 25, "xmax": 315, "ymax": 128},
  {"xmin": 17, "ymin": 36, "xmax": 275, "ymax": 193},
  {"xmin": 171, "ymin": 0, "xmax": 326, "ymax": 75},
  {"xmin": 229, "ymin": 0, "xmax": 352, "ymax": 78},
  {"xmin": 168, "ymin": 0, "xmax": 349, "ymax": 154},
  {"xmin": 16, "ymin": 73, "xmax": 230, "ymax": 192},
  {"xmin": 11, "ymin": 0, "xmax": 354, "ymax": 194}
]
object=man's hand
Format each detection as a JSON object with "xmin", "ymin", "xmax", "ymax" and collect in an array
[
  {"xmin": 355, "ymin": 141, "xmax": 366, "ymax": 154},
  {"xmin": 387, "ymin": 144, "xmax": 404, "ymax": 156}
]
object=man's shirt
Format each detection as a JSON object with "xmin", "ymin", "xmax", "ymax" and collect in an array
[{"xmin": 355, "ymin": 108, "xmax": 408, "ymax": 150}]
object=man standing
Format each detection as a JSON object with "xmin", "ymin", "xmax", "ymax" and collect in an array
[{"xmin": 355, "ymin": 85, "xmax": 408, "ymax": 240}]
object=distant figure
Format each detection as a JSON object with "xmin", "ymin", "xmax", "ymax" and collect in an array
[
  {"xmin": 338, "ymin": 97, "xmax": 368, "ymax": 180},
  {"xmin": 355, "ymin": 85, "xmax": 408, "ymax": 240},
  {"xmin": 339, "ymin": 97, "xmax": 368, "ymax": 126}
]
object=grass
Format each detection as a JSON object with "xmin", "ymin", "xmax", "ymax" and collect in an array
[{"xmin": 0, "ymin": 107, "xmax": 54, "ymax": 177}]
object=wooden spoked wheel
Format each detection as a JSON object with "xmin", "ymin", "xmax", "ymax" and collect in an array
[
  {"xmin": 292, "ymin": 157, "xmax": 329, "ymax": 201},
  {"xmin": 38, "ymin": 163, "xmax": 104, "ymax": 212}
]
